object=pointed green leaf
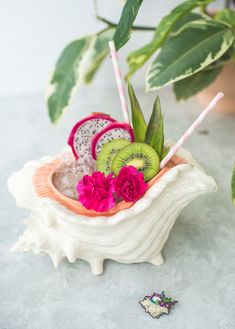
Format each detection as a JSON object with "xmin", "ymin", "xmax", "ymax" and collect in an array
[
  {"xmin": 232, "ymin": 164, "xmax": 235, "ymax": 205},
  {"xmin": 215, "ymin": 9, "xmax": 235, "ymax": 28},
  {"xmin": 145, "ymin": 96, "xmax": 164, "ymax": 159},
  {"xmin": 126, "ymin": 0, "xmax": 212, "ymax": 78},
  {"xmin": 174, "ymin": 66, "xmax": 222, "ymax": 100},
  {"xmin": 47, "ymin": 36, "xmax": 92, "ymax": 123},
  {"xmin": 83, "ymin": 28, "xmax": 114, "ymax": 83},
  {"xmin": 113, "ymin": 0, "xmax": 143, "ymax": 50},
  {"xmin": 127, "ymin": 82, "xmax": 147, "ymax": 142},
  {"xmin": 162, "ymin": 146, "xmax": 170, "ymax": 159},
  {"xmin": 146, "ymin": 20, "xmax": 234, "ymax": 91}
]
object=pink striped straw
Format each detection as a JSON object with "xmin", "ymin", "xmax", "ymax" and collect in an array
[
  {"xmin": 108, "ymin": 41, "xmax": 130, "ymax": 124},
  {"xmin": 160, "ymin": 92, "xmax": 224, "ymax": 169}
]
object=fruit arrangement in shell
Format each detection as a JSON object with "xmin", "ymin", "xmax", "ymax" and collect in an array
[{"xmin": 67, "ymin": 83, "xmax": 166, "ymax": 212}]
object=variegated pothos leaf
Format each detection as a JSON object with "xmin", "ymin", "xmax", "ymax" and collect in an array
[
  {"xmin": 47, "ymin": 29, "xmax": 114, "ymax": 123},
  {"xmin": 47, "ymin": 36, "xmax": 92, "ymax": 123},
  {"xmin": 146, "ymin": 20, "xmax": 234, "ymax": 91},
  {"xmin": 83, "ymin": 29, "xmax": 114, "ymax": 83},
  {"xmin": 173, "ymin": 66, "xmax": 223, "ymax": 100},
  {"xmin": 126, "ymin": 0, "xmax": 213, "ymax": 78}
]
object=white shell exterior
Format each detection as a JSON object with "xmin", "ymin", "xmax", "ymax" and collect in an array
[{"xmin": 8, "ymin": 144, "xmax": 217, "ymax": 275}]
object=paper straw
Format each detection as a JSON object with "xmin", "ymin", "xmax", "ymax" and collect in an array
[
  {"xmin": 108, "ymin": 41, "xmax": 130, "ymax": 124},
  {"xmin": 160, "ymin": 92, "xmax": 224, "ymax": 169}
]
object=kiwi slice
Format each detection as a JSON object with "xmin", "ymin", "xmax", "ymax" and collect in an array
[
  {"xmin": 111, "ymin": 142, "xmax": 160, "ymax": 181},
  {"xmin": 96, "ymin": 139, "xmax": 130, "ymax": 175}
]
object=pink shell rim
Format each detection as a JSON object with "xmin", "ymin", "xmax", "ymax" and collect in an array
[
  {"xmin": 91, "ymin": 122, "xmax": 135, "ymax": 160},
  {"xmin": 67, "ymin": 114, "xmax": 116, "ymax": 159},
  {"xmin": 33, "ymin": 155, "xmax": 184, "ymax": 218}
]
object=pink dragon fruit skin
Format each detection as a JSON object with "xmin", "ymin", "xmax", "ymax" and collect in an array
[
  {"xmin": 91, "ymin": 122, "xmax": 135, "ymax": 160},
  {"xmin": 67, "ymin": 114, "xmax": 116, "ymax": 160}
]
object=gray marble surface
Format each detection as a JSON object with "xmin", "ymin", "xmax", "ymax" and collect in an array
[{"xmin": 0, "ymin": 87, "xmax": 235, "ymax": 329}]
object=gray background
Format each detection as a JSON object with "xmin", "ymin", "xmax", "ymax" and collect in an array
[{"xmin": 0, "ymin": 0, "xmax": 225, "ymax": 96}]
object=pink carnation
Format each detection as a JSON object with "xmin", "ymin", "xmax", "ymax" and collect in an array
[
  {"xmin": 77, "ymin": 172, "xmax": 116, "ymax": 212},
  {"xmin": 115, "ymin": 166, "xmax": 148, "ymax": 202}
]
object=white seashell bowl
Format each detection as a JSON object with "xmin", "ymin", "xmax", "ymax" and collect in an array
[{"xmin": 8, "ymin": 142, "xmax": 217, "ymax": 275}]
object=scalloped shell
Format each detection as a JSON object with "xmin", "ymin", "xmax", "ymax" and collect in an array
[{"xmin": 8, "ymin": 143, "xmax": 217, "ymax": 275}]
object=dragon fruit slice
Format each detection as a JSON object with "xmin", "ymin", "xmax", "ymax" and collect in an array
[
  {"xmin": 91, "ymin": 122, "xmax": 134, "ymax": 160},
  {"xmin": 68, "ymin": 113, "xmax": 116, "ymax": 160}
]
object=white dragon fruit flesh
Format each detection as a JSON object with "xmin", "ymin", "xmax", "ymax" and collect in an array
[
  {"xmin": 91, "ymin": 122, "xmax": 135, "ymax": 160},
  {"xmin": 67, "ymin": 113, "xmax": 116, "ymax": 161}
]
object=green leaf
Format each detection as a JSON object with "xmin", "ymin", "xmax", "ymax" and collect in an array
[
  {"xmin": 47, "ymin": 36, "xmax": 91, "ymax": 123},
  {"xmin": 232, "ymin": 164, "xmax": 235, "ymax": 205},
  {"xmin": 171, "ymin": 12, "xmax": 205, "ymax": 32},
  {"xmin": 126, "ymin": 0, "xmax": 212, "ymax": 78},
  {"xmin": 113, "ymin": 0, "xmax": 143, "ymax": 50},
  {"xmin": 83, "ymin": 29, "xmax": 114, "ymax": 83},
  {"xmin": 146, "ymin": 20, "xmax": 234, "ymax": 91},
  {"xmin": 173, "ymin": 46, "xmax": 233, "ymax": 100},
  {"xmin": 174, "ymin": 66, "xmax": 223, "ymax": 100},
  {"xmin": 215, "ymin": 9, "xmax": 235, "ymax": 28},
  {"xmin": 232, "ymin": 41, "xmax": 235, "ymax": 61},
  {"xmin": 127, "ymin": 43, "xmax": 157, "ymax": 79},
  {"xmin": 162, "ymin": 146, "xmax": 170, "ymax": 159},
  {"xmin": 127, "ymin": 82, "xmax": 147, "ymax": 142},
  {"xmin": 47, "ymin": 29, "xmax": 114, "ymax": 123},
  {"xmin": 145, "ymin": 96, "xmax": 164, "ymax": 159}
]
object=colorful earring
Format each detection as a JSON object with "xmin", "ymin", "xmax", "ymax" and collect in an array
[{"xmin": 139, "ymin": 291, "xmax": 177, "ymax": 319}]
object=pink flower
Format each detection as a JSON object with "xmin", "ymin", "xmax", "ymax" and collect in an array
[
  {"xmin": 77, "ymin": 172, "xmax": 116, "ymax": 212},
  {"xmin": 115, "ymin": 166, "xmax": 148, "ymax": 202}
]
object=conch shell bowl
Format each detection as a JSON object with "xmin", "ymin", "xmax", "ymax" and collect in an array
[{"xmin": 8, "ymin": 142, "xmax": 217, "ymax": 275}]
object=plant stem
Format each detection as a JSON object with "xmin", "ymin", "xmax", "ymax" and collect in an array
[{"xmin": 96, "ymin": 16, "xmax": 156, "ymax": 31}]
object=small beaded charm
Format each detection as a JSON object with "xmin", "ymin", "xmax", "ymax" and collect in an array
[{"xmin": 139, "ymin": 291, "xmax": 177, "ymax": 319}]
